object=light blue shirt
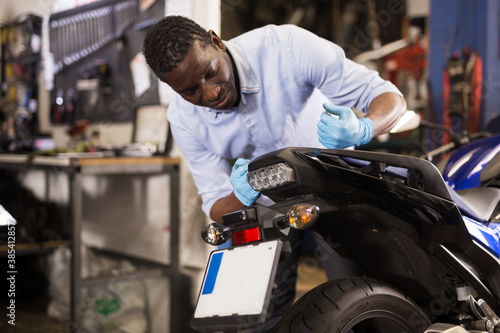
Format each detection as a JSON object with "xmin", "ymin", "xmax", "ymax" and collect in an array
[{"xmin": 167, "ymin": 24, "xmax": 402, "ymax": 217}]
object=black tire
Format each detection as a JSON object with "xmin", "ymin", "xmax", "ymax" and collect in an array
[{"xmin": 275, "ymin": 277, "xmax": 431, "ymax": 333}]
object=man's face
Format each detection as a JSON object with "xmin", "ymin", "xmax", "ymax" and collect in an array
[{"xmin": 163, "ymin": 31, "xmax": 238, "ymax": 110}]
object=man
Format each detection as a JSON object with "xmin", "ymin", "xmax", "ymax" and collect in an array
[{"xmin": 143, "ymin": 15, "xmax": 406, "ymax": 331}]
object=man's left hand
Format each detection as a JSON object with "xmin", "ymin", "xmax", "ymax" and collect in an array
[
  {"xmin": 230, "ymin": 158, "xmax": 260, "ymax": 206},
  {"xmin": 317, "ymin": 103, "xmax": 374, "ymax": 149}
]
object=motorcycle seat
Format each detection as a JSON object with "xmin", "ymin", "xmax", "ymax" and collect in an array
[{"xmin": 452, "ymin": 187, "xmax": 500, "ymax": 222}]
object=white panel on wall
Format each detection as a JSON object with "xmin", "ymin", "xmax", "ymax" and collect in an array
[{"xmin": 406, "ymin": 0, "xmax": 429, "ymax": 18}]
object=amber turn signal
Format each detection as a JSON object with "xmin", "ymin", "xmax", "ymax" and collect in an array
[{"xmin": 286, "ymin": 204, "xmax": 320, "ymax": 229}]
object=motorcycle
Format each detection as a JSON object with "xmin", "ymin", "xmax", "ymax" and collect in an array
[{"xmin": 190, "ymin": 113, "xmax": 500, "ymax": 333}]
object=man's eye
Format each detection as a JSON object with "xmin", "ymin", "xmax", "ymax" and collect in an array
[
  {"xmin": 183, "ymin": 88, "xmax": 197, "ymax": 96},
  {"xmin": 206, "ymin": 68, "xmax": 217, "ymax": 79}
]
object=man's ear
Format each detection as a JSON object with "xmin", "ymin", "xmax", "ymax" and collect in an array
[{"xmin": 208, "ymin": 29, "xmax": 226, "ymax": 51}]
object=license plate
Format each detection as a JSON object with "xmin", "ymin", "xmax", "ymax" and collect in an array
[{"xmin": 190, "ymin": 240, "xmax": 282, "ymax": 332}]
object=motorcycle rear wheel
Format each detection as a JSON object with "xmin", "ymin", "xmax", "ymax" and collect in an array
[{"xmin": 275, "ymin": 277, "xmax": 431, "ymax": 333}]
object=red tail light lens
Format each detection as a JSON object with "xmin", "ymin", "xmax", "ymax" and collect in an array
[{"xmin": 232, "ymin": 227, "xmax": 261, "ymax": 245}]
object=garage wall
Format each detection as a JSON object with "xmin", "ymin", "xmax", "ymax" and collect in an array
[{"xmin": 428, "ymin": 0, "xmax": 499, "ymax": 131}]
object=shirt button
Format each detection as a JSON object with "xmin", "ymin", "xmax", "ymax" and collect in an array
[
  {"xmin": 246, "ymin": 120, "xmax": 251, "ymax": 124},
  {"xmin": 243, "ymin": 114, "xmax": 248, "ymax": 119},
  {"xmin": 250, "ymin": 126, "xmax": 255, "ymax": 131},
  {"xmin": 265, "ymin": 144, "xmax": 270, "ymax": 149}
]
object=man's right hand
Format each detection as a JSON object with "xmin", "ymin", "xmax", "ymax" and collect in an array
[
  {"xmin": 317, "ymin": 103, "xmax": 373, "ymax": 148},
  {"xmin": 230, "ymin": 158, "xmax": 260, "ymax": 206}
]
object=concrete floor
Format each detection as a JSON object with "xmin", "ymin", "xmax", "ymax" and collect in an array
[
  {"xmin": 0, "ymin": 295, "xmax": 66, "ymax": 333},
  {"xmin": 295, "ymin": 255, "xmax": 328, "ymax": 301}
]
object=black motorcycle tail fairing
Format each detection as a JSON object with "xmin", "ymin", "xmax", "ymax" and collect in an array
[
  {"xmin": 250, "ymin": 147, "xmax": 454, "ymax": 201},
  {"xmin": 250, "ymin": 148, "xmax": 500, "ymax": 314},
  {"xmin": 251, "ymin": 148, "xmax": 470, "ymax": 240}
]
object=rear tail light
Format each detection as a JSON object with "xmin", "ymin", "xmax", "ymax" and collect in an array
[
  {"xmin": 232, "ymin": 227, "xmax": 261, "ymax": 245},
  {"xmin": 201, "ymin": 223, "xmax": 261, "ymax": 246},
  {"xmin": 247, "ymin": 162, "xmax": 295, "ymax": 191},
  {"xmin": 202, "ymin": 208, "xmax": 262, "ymax": 247}
]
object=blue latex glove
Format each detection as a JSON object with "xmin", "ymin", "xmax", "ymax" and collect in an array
[
  {"xmin": 317, "ymin": 103, "xmax": 374, "ymax": 149},
  {"xmin": 230, "ymin": 158, "xmax": 260, "ymax": 206}
]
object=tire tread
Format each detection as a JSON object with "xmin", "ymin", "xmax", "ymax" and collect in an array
[
  {"xmin": 275, "ymin": 277, "xmax": 430, "ymax": 333},
  {"xmin": 320, "ymin": 285, "xmax": 340, "ymax": 311}
]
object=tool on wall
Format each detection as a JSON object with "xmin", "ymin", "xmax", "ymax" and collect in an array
[
  {"xmin": 49, "ymin": 0, "xmax": 139, "ymax": 125},
  {"xmin": 0, "ymin": 14, "xmax": 43, "ymax": 152},
  {"xmin": 442, "ymin": 47, "xmax": 483, "ymax": 144},
  {"xmin": 49, "ymin": 0, "xmax": 137, "ymax": 74},
  {"xmin": 50, "ymin": 7, "xmax": 114, "ymax": 73}
]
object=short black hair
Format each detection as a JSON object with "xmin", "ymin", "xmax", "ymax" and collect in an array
[{"xmin": 143, "ymin": 15, "xmax": 212, "ymax": 79}]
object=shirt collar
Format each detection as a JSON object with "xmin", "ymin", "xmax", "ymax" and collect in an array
[{"xmin": 224, "ymin": 40, "xmax": 260, "ymax": 98}]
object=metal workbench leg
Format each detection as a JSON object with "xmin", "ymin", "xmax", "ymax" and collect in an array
[
  {"xmin": 69, "ymin": 171, "xmax": 83, "ymax": 332},
  {"xmin": 169, "ymin": 165, "xmax": 181, "ymax": 333}
]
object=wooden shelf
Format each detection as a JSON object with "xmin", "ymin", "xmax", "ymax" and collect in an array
[{"xmin": 0, "ymin": 239, "xmax": 70, "ymax": 253}]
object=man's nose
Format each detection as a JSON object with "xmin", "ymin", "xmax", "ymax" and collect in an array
[{"xmin": 201, "ymin": 83, "xmax": 220, "ymax": 102}]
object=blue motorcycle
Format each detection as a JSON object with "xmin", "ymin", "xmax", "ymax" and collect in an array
[{"xmin": 191, "ymin": 116, "xmax": 500, "ymax": 333}]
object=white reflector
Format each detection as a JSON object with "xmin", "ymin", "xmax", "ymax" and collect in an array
[{"xmin": 0, "ymin": 205, "xmax": 16, "ymax": 226}]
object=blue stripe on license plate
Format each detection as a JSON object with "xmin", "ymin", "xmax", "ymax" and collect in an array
[{"xmin": 202, "ymin": 252, "xmax": 224, "ymax": 295}]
